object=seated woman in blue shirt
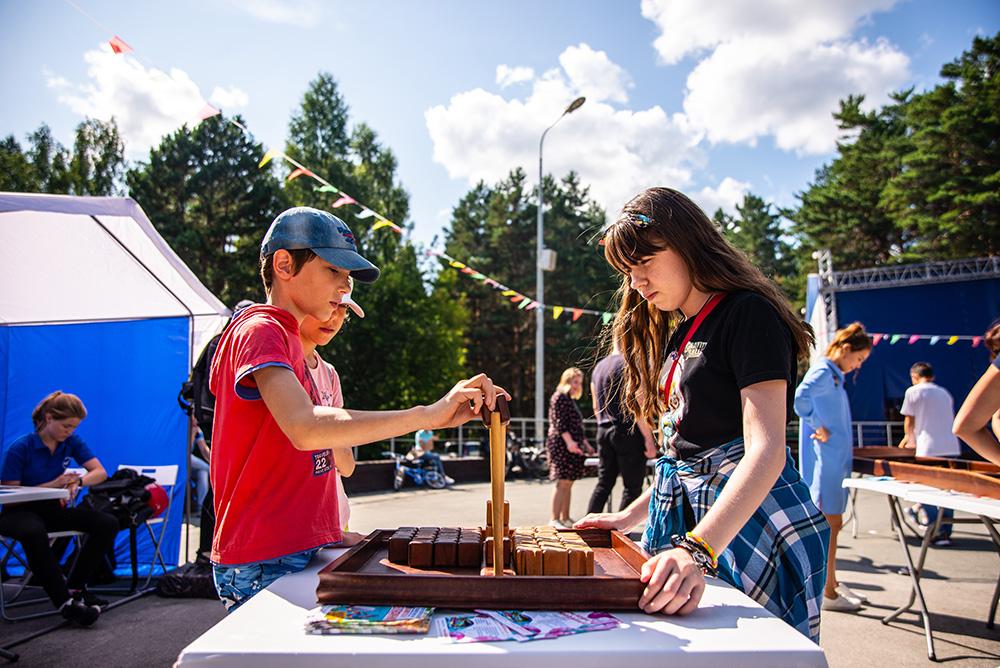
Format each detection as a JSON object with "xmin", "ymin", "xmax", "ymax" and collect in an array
[{"xmin": 0, "ymin": 391, "xmax": 117, "ymax": 626}]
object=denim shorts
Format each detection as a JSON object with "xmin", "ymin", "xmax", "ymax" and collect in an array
[{"xmin": 213, "ymin": 548, "xmax": 319, "ymax": 612}]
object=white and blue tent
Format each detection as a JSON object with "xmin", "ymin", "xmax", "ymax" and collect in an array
[{"xmin": 0, "ymin": 192, "xmax": 229, "ymax": 573}]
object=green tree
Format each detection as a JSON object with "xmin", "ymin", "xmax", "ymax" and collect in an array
[
  {"xmin": 882, "ymin": 33, "xmax": 1000, "ymax": 257},
  {"xmin": 283, "ymin": 72, "xmax": 465, "ymax": 415},
  {"xmin": 68, "ymin": 118, "xmax": 126, "ymax": 196},
  {"xmin": 0, "ymin": 136, "xmax": 37, "ymax": 192},
  {"xmin": 126, "ymin": 115, "xmax": 288, "ymax": 306},
  {"xmin": 714, "ymin": 193, "xmax": 797, "ymax": 299},
  {"xmin": 441, "ymin": 169, "xmax": 616, "ymax": 417}
]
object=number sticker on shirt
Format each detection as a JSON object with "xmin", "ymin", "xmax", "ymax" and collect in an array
[{"xmin": 312, "ymin": 450, "xmax": 333, "ymax": 476}]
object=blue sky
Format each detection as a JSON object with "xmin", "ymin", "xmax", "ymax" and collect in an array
[{"xmin": 2, "ymin": 0, "xmax": 997, "ymax": 250}]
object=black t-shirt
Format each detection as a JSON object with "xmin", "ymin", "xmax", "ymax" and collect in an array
[
  {"xmin": 592, "ymin": 353, "xmax": 629, "ymax": 427},
  {"xmin": 661, "ymin": 291, "xmax": 796, "ymax": 459}
]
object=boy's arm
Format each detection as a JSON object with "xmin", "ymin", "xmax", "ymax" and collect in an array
[
  {"xmin": 255, "ymin": 366, "xmax": 506, "ymax": 451},
  {"xmin": 334, "ymin": 448, "xmax": 356, "ymax": 477}
]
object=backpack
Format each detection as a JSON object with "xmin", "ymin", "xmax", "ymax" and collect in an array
[{"xmin": 179, "ymin": 333, "xmax": 222, "ymax": 436}]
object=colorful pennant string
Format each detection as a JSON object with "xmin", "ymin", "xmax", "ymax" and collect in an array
[{"xmin": 867, "ymin": 333, "xmax": 983, "ymax": 348}]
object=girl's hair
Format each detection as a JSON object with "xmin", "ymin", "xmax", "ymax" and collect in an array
[
  {"xmin": 602, "ymin": 187, "xmax": 814, "ymax": 431},
  {"xmin": 825, "ymin": 322, "xmax": 872, "ymax": 357},
  {"xmin": 556, "ymin": 367, "xmax": 584, "ymax": 401},
  {"xmin": 985, "ymin": 318, "xmax": 1000, "ymax": 361},
  {"xmin": 32, "ymin": 391, "xmax": 87, "ymax": 431}
]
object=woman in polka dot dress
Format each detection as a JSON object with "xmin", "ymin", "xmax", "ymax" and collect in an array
[{"xmin": 546, "ymin": 367, "xmax": 595, "ymax": 528}]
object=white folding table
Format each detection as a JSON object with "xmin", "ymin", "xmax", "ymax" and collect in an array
[
  {"xmin": 843, "ymin": 476, "xmax": 1000, "ymax": 660},
  {"xmin": 175, "ymin": 546, "xmax": 827, "ymax": 667},
  {"xmin": 0, "ymin": 486, "xmax": 69, "ymax": 505}
]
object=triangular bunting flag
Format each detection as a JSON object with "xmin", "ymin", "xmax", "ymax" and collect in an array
[
  {"xmin": 315, "ymin": 185, "xmax": 339, "ymax": 193},
  {"xmin": 908, "ymin": 335, "xmax": 920, "ymax": 345},
  {"xmin": 461, "ymin": 267, "xmax": 475, "ymax": 274},
  {"xmin": 501, "ymin": 290, "xmax": 516, "ymax": 297},
  {"xmin": 602, "ymin": 312, "xmax": 613, "ymax": 325},
  {"xmin": 484, "ymin": 279, "xmax": 498, "ymax": 288},
  {"xmin": 526, "ymin": 301, "xmax": 540, "ymax": 310},
  {"xmin": 258, "ymin": 149, "xmax": 278, "ymax": 168},
  {"xmin": 929, "ymin": 336, "xmax": 941, "ymax": 345},
  {"xmin": 572, "ymin": 308, "xmax": 583, "ymax": 322},
  {"xmin": 890, "ymin": 335, "xmax": 902, "ymax": 345},
  {"xmin": 510, "ymin": 295, "xmax": 524, "ymax": 303},
  {"xmin": 287, "ymin": 167, "xmax": 314, "ymax": 182},
  {"xmin": 947, "ymin": 336, "xmax": 959, "ymax": 345},
  {"xmin": 972, "ymin": 336, "xmax": 982, "ymax": 348},
  {"xmin": 371, "ymin": 220, "xmax": 395, "ymax": 232},
  {"xmin": 471, "ymin": 273, "xmax": 486, "ymax": 280},
  {"xmin": 109, "ymin": 35, "xmax": 133, "ymax": 54},
  {"xmin": 450, "ymin": 261, "xmax": 467, "ymax": 269},
  {"xmin": 872, "ymin": 334, "xmax": 883, "ymax": 346},
  {"xmin": 518, "ymin": 300, "xmax": 531, "ymax": 310},
  {"xmin": 197, "ymin": 103, "xmax": 221, "ymax": 121},
  {"xmin": 553, "ymin": 306, "xmax": 564, "ymax": 320},
  {"xmin": 332, "ymin": 195, "xmax": 357, "ymax": 208},
  {"xmin": 356, "ymin": 208, "xmax": 376, "ymax": 219}
]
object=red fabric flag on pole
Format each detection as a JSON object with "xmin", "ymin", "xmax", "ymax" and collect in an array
[
  {"xmin": 571, "ymin": 308, "xmax": 583, "ymax": 322},
  {"xmin": 197, "ymin": 103, "xmax": 221, "ymax": 121},
  {"xmin": 332, "ymin": 195, "xmax": 357, "ymax": 208},
  {"xmin": 109, "ymin": 35, "xmax": 133, "ymax": 54},
  {"xmin": 286, "ymin": 167, "xmax": 315, "ymax": 182}
]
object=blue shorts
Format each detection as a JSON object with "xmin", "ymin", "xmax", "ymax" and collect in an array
[{"xmin": 213, "ymin": 548, "xmax": 319, "ymax": 612}]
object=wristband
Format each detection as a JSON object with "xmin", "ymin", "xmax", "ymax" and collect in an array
[
  {"xmin": 685, "ymin": 531, "xmax": 718, "ymax": 568},
  {"xmin": 670, "ymin": 534, "xmax": 718, "ymax": 577}
]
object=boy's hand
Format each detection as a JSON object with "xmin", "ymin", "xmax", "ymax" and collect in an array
[{"xmin": 427, "ymin": 374, "xmax": 511, "ymax": 429}]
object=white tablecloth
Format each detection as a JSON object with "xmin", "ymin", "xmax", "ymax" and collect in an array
[{"xmin": 175, "ymin": 547, "xmax": 827, "ymax": 667}]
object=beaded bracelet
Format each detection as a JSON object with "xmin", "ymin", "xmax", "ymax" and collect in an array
[
  {"xmin": 685, "ymin": 532, "xmax": 718, "ymax": 569},
  {"xmin": 670, "ymin": 534, "xmax": 718, "ymax": 577}
]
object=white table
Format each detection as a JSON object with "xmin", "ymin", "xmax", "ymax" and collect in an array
[
  {"xmin": 0, "ymin": 485, "xmax": 68, "ymax": 505},
  {"xmin": 843, "ymin": 476, "xmax": 1000, "ymax": 660},
  {"xmin": 175, "ymin": 547, "xmax": 827, "ymax": 667}
]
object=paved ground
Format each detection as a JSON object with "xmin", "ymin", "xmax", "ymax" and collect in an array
[{"xmin": 2, "ymin": 476, "xmax": 998, "ymax": 667}]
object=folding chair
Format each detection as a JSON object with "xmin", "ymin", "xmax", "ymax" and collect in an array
[
  {"xmin": 116, "ymin": 464, "xmax": 178, "ymax": 592},
  {"xmin": 0, "ymin": 530, "xmax": 84, "ymax": 621}
]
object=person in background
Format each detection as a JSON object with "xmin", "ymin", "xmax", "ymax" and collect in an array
[
  {"xmin": 795, "ymin": 323, "xmax": 872, "ymax": 612},
  {"xmin": 898, "ymin": 362, "xmax": 960, "ymax": 547},
  {"xmin": 587, "ymin": 339, "xmax": 658, "ymax": 514},
  {"xmin": 409, "ymin": 429, "xmax": 455, "ymax": 486},
  {"xmin": 547, "ymin": 367, "xmax": 595, "ymax": 529},
  {"xmin": 953, "ymin": 319, "xmax": 1000, "ymax": 467},
  {"xmin": 0, "ymin": 392, "xmax": 115, "ymax": 626}
]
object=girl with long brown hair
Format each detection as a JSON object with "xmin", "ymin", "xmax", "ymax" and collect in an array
[{"xmin": 576, "ymin": 187, "xmax": 829, "ymax": 642}]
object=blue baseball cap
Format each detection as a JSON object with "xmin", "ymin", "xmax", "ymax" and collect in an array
[{"xmin": 261, "ymin": 207, "xmax": 380, "ymax": 284}]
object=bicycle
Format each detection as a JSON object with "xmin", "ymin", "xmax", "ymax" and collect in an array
[
  {"xmin": 506, "ymin": 433, "xmax": 549, "ymax": 480},
  {"xmin": 388, "ymin": 452, "xmax": 448, "ymax": 491}
]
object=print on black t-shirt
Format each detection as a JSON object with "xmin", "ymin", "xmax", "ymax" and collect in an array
[{"xmin": 659, "ymin": 291, "xmax": 796, "ymax": 459}]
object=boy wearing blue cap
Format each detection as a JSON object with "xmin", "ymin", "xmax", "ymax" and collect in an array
[{"xmin": 208, "ymin": 206, "xmax": 507, "ymax": 610}]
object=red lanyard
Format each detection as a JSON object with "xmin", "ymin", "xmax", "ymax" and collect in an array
[{"xmin": 661, "ymin": 293, "xmax": 726, "ymax": 403}]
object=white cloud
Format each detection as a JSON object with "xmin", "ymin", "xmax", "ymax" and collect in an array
[
  {"xmin": 682, "ymin": 37, "xmax": 909, "ymax": 154},
  {"xmin": 496, "ymin": 65, "xmax": 535, "ymax": 88},
  {"xmin": 225, "ymin": 0, "xmax": 322, "ymax": 28},
  {"xmin": 47, "ymin": 44, "xmax": 243, "ymax": 158},
  {"xmin": 210, "ymin": 85, "xmax": 250, "ymax": 110},
  {"xmin": 558, "ymin": 43, "xmax": 632, "ymax": 104},
  {"xmin": 426, "ymin": 45, "xmax": 704, "ymax": 220},
  {"xmin": 640, "ymin": 0, "xmax": 909, "ymax": 155},
  {"xmin": 640, "ymin": 0, "xmax": 898, "ymax": 64},
  {"xmin": 694, "ymin": 177, "xmax": 751, "ymax": 216}
]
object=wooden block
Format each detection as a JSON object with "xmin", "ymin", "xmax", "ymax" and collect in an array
[
  {"xmin": 567, "ymin": 544, "xmax": 594, "ymax": 576},
  {"xmin": 541, "ymin": 545, "xmax": 568, "ymax": 575},
  {"xmin": 516, "ymin": 545, "xmax": 543, "ymax": 575},
  {"xmin": 408, "ymin": 539, "xmax": 434, "ymax": 568},
  {"xmin": 486, "ymin": 500, "xmax": 510, "ymax": 527},
  {"xmin": 483, "ymin": 536, "xmax": 511, "ymax": 567},
  {"xmin": 434, "ymin": 537, "xmax": 458, "ymax": 567},
  {"xmin": 388, "ymin": 533, "xmax": 412, "ymax": 564},
  {"xmin": 457, "ymin": 537, "xmax": 482, "ymax": 568}
]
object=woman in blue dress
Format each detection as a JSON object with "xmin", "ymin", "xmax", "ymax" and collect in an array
[{"xmin": 795, "ymin": 323, "xmax": 871, "ymax": 612}]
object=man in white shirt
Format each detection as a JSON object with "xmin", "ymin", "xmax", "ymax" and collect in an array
[{"xmin": 899, "ymin": 362, "xmax": 961, "ymax": 545}]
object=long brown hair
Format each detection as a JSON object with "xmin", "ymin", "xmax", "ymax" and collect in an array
[
  {"xmin": 602, "ymin": 187, "xmax": 814, "ymax": 431},
  {"xmin": 32, "ymin": 391, "xmax": 87, "ymax": 431}
]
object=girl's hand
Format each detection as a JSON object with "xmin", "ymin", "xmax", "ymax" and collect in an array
[
  {"xmin": 566, "ymin": 441, "xmax": 584, "ymax": 455},
  {"xmin": 638, "ymin": 547, "xmax": 706, "ymax": 615},
  {"xmin": 573, "ymin": 511, "xmax": 632, "ymax": 531},
  {"xmin": 811, "ymin": 426, "xmax": 830, "ymax": 443}
]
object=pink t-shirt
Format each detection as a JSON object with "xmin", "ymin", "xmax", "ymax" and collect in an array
[{"xmin": 307, "ymin": 353, "xmax": 350, "ymax": 529}]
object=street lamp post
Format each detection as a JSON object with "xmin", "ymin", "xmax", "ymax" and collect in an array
[{"xmin": 535, "ymin": 96, "xmax": 585, "ymax": 445}]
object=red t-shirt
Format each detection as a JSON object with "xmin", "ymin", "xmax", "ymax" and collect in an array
[{"xmin": 208, "ymin": 305, "xmax": 341, "ymax": 565}]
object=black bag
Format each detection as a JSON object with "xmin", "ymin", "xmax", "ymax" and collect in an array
[
  {"xmin": 156, "ymin": 560, "xmax": 219, "ymax": 599},
  {"xmin": 178, "ymin": 333, "xmax": 222, "ymax": 438},
  {"xmin": 82, "ymin": 468, "xmax": 157, "ymax": 530}
]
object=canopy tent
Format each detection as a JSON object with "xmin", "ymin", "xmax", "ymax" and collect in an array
[
  {"xmin": 805, "ymin": 257, "xmax": 1000, "ymax": 428},
  {"xmin": 0, "ymin": 192, "xmax": 229, "ymax": 574}
]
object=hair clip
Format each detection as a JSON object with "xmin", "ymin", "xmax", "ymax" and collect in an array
[{"xmin": 622, "ymin": 212, "xmax": 652, "ymax": 227}]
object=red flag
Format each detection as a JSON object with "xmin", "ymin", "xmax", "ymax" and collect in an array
[
  {"xmin": 109, "ymin": 35, "xmax": 132, "ymax": 54},
  {"xmin": 972, "ymin": 336, "xmax": 982, "ymax": 348},
  {"xmin": 286, "ymin": 167, "xmax": 315, "ymax": 182},
  {"xmin": 332, "ymin": 195, "xmax": 357, "ymax": 208},
  {"xmin": 197, "ymin": 103, "xmax": 220, "ymax": 121},
  {"xmin": 872, "ymin": 334, "xmax": 883, "ymax": 346},
  {"xmin": 908, "ymin": 335, "xmax": 920, "ymax": 345},
  {"xmin": 571, "ymin": 308, "xmax": 583, "ymax": 322}
]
